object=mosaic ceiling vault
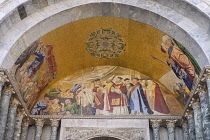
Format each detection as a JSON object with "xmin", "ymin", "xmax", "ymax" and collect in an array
[{"xmin": 11, "ymin": 17, "xmax": 200, "ymax": 116}]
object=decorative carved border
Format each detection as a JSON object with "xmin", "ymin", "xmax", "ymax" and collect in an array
[
  {"xmin": 30, "ymin": 115, "xmax": 182, "ymax": 119},
  {"xmin": 64, "ymin": 127, "xmax": 145, "ymax": 140}
]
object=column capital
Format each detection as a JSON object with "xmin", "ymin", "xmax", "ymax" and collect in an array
[
  {"xmin": 150, "ymin": 119, "xmax": 162, "ymax": 128},
  {"xmin": 50, "ymin": 119, "xmax": 60, "ymax": 127},
  {"xmin": 185, "ymin": 110, "xmax": 194, "ymax": 119},
  {"xmin": 201, "ymin": 68, "xmax": 210, "ymax": 82},
  {"xmin": 166, "ymin": 120, "xmax": 177, "ymax": 128},
  {"xmin": 181, "ymin": 120, "xmax": 188, "ymax": 127},
  {"xmin": 10, "ymin": 98, "xmax": 20, "ymax": 106},
  {"xmin": 0, "ymin": 71, "xmax": 8, "ymax": 85},
  {"xmin": 3, "ymin": 85, "xmax": 15, "ymax": 96},
  {"xmin": 34, "ymin": 119, "xmax": 45, "ymax": 127},
  {"xmin": 16, "ymin": 108, "xmax": 26, "ymax": 118},
  {"xmin": 191, "ymin": 98, "xmax": 201, "ymax": 109},
  {"xmin": 198, "ymin": 90, "xmax": 207, "ymax": 96},
  {"xmin": 22, "ymin": 118, "xmax": 30, "ymax": 127}
]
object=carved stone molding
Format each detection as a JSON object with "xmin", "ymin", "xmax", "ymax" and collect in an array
[
  {"xmin": 34, "ymin": 119, "xmax": 45, "ymax": 127},
  {"xmin": 50, "ymin": 119, "xmax": 60, "ymax": 127},
  {"xmin": 166, "ymin": 120, "xmax": 177, "ymax": 128},
  {"xmin": 150, "ymin": 119, "xmax": 162, "ymax": 128},
  {"xmin": 64, "ymin": 128, "xmax": 145, "ymax": 140}
]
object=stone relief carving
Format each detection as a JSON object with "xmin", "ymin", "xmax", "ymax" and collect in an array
[{"xmin": 64, "ymin": 128, "xmax": 145, "ymax": 140}]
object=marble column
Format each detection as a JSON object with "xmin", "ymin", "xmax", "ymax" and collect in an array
[
  {"xmin": 0, "ymin": 86, "xmax": 14, "ymax": 140},
  {"xmin": 20, "ymin": 118, "xmax": 30, "ymax": 140},
  {"xmin": 185, "ymin": 110, "xmax": 196, "ymax": 140},
  {"xmin": 50, "ymin": 119, "xmax": 60, "ymax": 140},
  {"xmin": 14, "ymin": 108, "xmax": 25, "ymax": 140},
  {"xmin": 166, "ymin": 120, "xmax": 177, "ymax": 140},
  {"xmin": 4, "ymin": 98, "xmax": 20, "ymax": 140},
  {"xmin": 191, "ymin": 99, "xmax": 204, "ymax": 140},
  {"xmin": 0, "ymin": 72, "xmax": 5, "ymax": 100},
  {"xmin": 206, "ymin": 77, "xmax": 210, "ymax": 105},
  {"xmin": 181, "ymin": 120, "xmax": 189, "ymax": 140},
  {"xmin": 198, "ymin": 90, "xmax": 210, "ymax": 139},
  {"xmin": 34, "ymin": 118, "xmax": 44, "ymax": 140},
  {"xmin": 150, "ymin": 119, "xmax": 162, "ymax": 140}
]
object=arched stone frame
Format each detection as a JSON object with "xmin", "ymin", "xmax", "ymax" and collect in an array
[{"xmin": 0, "ymin": 0, "xmax": 210, "ymax": 71}]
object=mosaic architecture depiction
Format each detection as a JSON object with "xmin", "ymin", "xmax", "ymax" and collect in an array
[{"xmin": 0, "ymin": 0, "xmax": 210, "ymax": 140}]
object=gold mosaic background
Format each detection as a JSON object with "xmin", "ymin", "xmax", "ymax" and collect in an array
[{"xmin": 40, "ymin": 16, "xmax": 169, "ymax": 85}]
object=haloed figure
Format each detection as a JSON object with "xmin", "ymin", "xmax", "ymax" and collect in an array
[{"xmin": 161, "ymin": 35, "xmax": 196, "ymax": 90}]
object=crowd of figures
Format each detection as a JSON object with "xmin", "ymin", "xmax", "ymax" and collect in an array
[
  {"xmin": 31, "ymin": 76, "xmax": 170, "ymax": 116},
  {"xmin": 13, "ymin": 40, "xmax": 57, "ymax": 111}
]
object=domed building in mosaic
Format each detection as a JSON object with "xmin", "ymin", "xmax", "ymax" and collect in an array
[{"xmin": 0, "ymin": 0, "xmax": 210, "ymax": 140}]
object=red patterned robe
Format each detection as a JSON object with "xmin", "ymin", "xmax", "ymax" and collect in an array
[
  {"xmin": 108, "ymin": 83, "xmax": 128, "ymax": 112},
  {"xmin": 93, "ymin": 85, "xmax": 106, "ymax": 110}
]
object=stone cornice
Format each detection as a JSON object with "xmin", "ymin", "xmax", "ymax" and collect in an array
[{"xmin": 30, "ymin": 115, "xmax": 182, "ymax": 120}]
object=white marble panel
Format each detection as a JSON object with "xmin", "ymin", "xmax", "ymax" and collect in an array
[{"xmin": 60, "ymin": 119, "xmax": 150, "ymax": 140}]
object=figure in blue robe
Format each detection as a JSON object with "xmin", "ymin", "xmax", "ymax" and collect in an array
[
  {"xmin": 70, "ymin": 84, "xmax": 82, "ymax": 92},
  {"xmin": 31, "ymin": 97, "xmax": 49, "ymax": 115},
  {"xmin": 167, "ymin": 60, "xmax": 193, "ymax": 90},
  {"xmin": 130, "ymin": 78, "xmax": 154, "ymax": 114},
  {"xmin": 28, "ymin": 51, "xmax": 45, "ymax": 78}
]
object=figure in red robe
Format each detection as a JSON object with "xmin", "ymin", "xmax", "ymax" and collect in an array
[
  {"xmin": 93, "ymin": 79, "xmax": 106, "ymax": 115},
  {"xmin": 46, "ymin": 45, "xmax": 57, "ymax": 79},
  {"xmin": 107, "ymin": 77, "xmax": 129, "ymax": 115}
]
